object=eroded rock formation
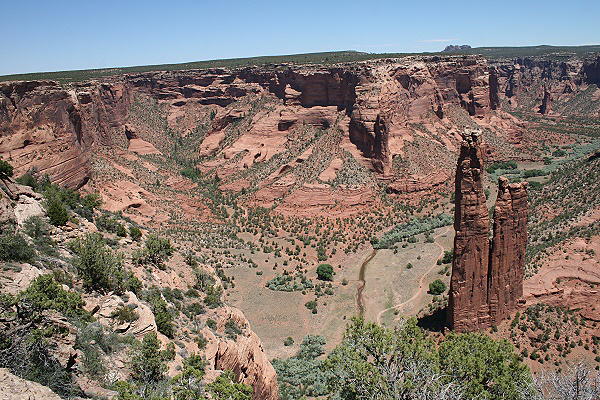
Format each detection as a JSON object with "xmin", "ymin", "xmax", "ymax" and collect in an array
[{"xmin": 448, "ymin": 131, "xmax": 528, "ymax": 332}]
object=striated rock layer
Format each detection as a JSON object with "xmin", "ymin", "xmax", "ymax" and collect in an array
[{"xmin": 448, "ymin": 131, "xmax": 528, "ymax": 332}]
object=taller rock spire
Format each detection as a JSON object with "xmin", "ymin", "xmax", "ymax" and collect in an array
[{"xmin": 448, "ymin": 130, "xmax": 528, "ymax": 332}]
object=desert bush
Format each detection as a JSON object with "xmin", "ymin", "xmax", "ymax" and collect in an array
[
  {"xmin": 206, "ymin": 370, "xmax": 253, "ymax": 400},
  {"xmin": 375, "ymin": 214, "xmax": 452, "ymax": 249},
  {"xmin": 486, "ymin": 160, "xmax": 518, "ymax": 174},
  {"xmin": 0, "ymin": 231, "xmax": 35, "ymax": 262},
  {"xmin": 325, "ymin": 318, "xmax": 535, "ymax": 400},
  {"xmin": 69, "ymin": 233, "xmax": 141, "ymax": 294},
  {"xmin": 144, "ymin": 291, "xmax": 175, "ymax": 338},
  {"xmin": 23, "ymin": 216, "xmax": 56, "ymax": 255},
  {"xmin": 0, "ymin": 158, "xmax": 14, "ymax": 180},
  {"xmin": 46, "ymin": 196, "xmax": 69, "ymax": 226},
  {"xmin": 129, "ymin": 226, "xmax": 142, "ymax": 241},
  {"xmin": 273, "ymin": 335, "xmax": 329, "ymax": 400},
  {"xmin": 428, "ymin": 279, "xmax": 447, "ymax": 295},
  {"xmin": 316, "ymin": 264, "xmax": 334, "ymax": 281},
  {"xmin": 134, "ymin": 234, "xmax": 174, "ymax": 269}
]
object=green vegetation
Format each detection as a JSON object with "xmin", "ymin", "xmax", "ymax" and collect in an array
[
  {"xmin": 69, "ymin": 233, "xmax": 141, "ymax": 294},
  {"xmin": 206, "ymin": 370, "xmax": 253, "ymax": 400},
  {"xmin": 0, "ymin": 275, "xmax": 92, "ymax": 397},
  {"xmin": 0, "ymin": 158, "xmax": 14, "ymax": 180},
  {"xmin": 273, "ymin": 335, "xmax": 330, "ymax": 400},
  {"xmin": 374, "ymin": 214, "xmax": 452, "ymax": 249},
  {"xmin": 143, "ymin": 290, "xmax": 175, "ymax": 338},
  {"xmin": 486, "ymin": 160, "xmax": 518, "ymax": 174},
  {"xmin": 266, "ymin": 271, "xmax": 314, "ymax": 292},
  {"xmin": 133, "ymin": 234, "xmax": 174, "ymax": 270},
  {"xmin": 0, "ymin": 229, "xmax": 35, "ymax": 262},
  {"xmin": 428, "ymin": 279, "xmax": 447, "ymax": 295},
  {"xmin": 316, "ymin": 263, "xmax": 334, "ymax": 281},
  {"xmin": 325, "ymin": 318, "xmax": 535, "ymax": 400}
]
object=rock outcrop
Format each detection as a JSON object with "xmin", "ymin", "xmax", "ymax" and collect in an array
[
  {"xmin": 488, "ymin": 177, "xmax": 528, "ymax": 323},
  {"xmin": 0, "ymin": 368, "xmax": 62, "ymax": 400},
  {"xmin": 447, "ymin": 131, "xmax": 491, "ymax": 331},
  {"xmin": 448, "ymin": 131, "xmax": 528, "ymax": 332}
]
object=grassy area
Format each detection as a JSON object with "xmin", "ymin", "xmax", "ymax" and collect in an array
[{"xmin": 2, "ymin": 45, "xmax": 599, "ymax": 84}]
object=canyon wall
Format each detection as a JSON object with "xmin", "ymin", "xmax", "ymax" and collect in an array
[{"xmin": 448, "ymin": 131, "xmax": 528, "ymax": 332}]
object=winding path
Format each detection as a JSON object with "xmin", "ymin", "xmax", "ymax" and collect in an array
[{"xmin": 373, "ymin": 227, "xmax": 451, "ymax": 325}]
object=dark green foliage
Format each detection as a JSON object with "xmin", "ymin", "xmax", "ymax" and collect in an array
[
  {"xmin": 522, "ymin": 169, "xmax": 547, "ymax": 178},
  {"xmin": 133, "ymin": 234, "xmax": 174, "ymax": 269},
  {"xmin": 0, "ymin": 231, "xmax": 35, "ymax": 262},
  {"xmin": 23, "ymin": 216, "xmax": 56, "ymax": 256},
  {"xmin": 283, "ymin": 337, "xmax": 294, "ymax": 346},
  {"xmin": 0, "ymin": 158, "xmax": 14, "ymax": 180},
  {"xmin": 46, "ymin": 196, "xmax": 69, "ymax": 226},
  {"xmin": 439, "ymin": 333, "xmax": 533, "ymax": 399},
  {"xmin": 18, "ymin": 274, "xmax": 91, "ymax": 321},
  {"xmin": 15, "ymin": 171, "xmax": 39, "ymax": 189},
  {"xmin": 69, "ymin": 233, "xmax": 141, "ymax": 294},
  {"xmin": 486, "ymin": 160, "xmax": 518, "ymax": 174},
  {"xmin": 375, "ymin": 214, "xmax": 452, "ymax": 249},
  {"xmin": 171, "ymin": 354, "xmax": 207, "ymax": 400},
  {"xmin": 440, "ymin": 250, "xmax": 453, "ymax": 264},
  {"xmin": 206, "ymin": 370, "xmax": 253, "ymax": 400},
  {"xmin": 203, "ymin": 285, "xmax": 223, "ymax": 308},
  {"xmin": 144, "ymin": 291, "xmax": 175, "ymax": 338},
  {"xmin": 266, "ymin": 271, "xmax": 314, "ymax": 292},
  {"xmin": 0, "ymin": 276, "xmax": 93, "ymax": 397},
  {"xmin": 129, "ymin": 333, "xmax": 168, "ymax": 383},
  {"xmin": 428, "ymin": 279, "xmax": 447, "ymax": 295},
  {"xmin": 316, "ymin": 264, "xmax": 334, "ymax": 281},
  {"xmin": 273, "ymin": 335, "xmax": 329, "ymax": 400},
  {"xmin": 95, "ymin": 214, "xmax": 127, "ymax": 236},
  {"xmin": 225, "ymin": 319, "xmax": 242, "ymax": 339},
  {"xmin": 324, "ymin": 318, "xmax": 535, "ymax": 400},
  {"xmin": 111, "ymin": 305, "xmax": 140, "ymax": 323},
  {"xmin": 129, "ymin": 226, "xmax": 142, "ymax": 241},
  {"xmin": 552, "ymin": 149, "xmax": 567, "ymax": 157}
]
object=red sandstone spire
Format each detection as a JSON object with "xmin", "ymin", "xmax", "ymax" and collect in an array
[{"xmin": 448, "ymin": 131, "xmax": 528, "ymax": 332}]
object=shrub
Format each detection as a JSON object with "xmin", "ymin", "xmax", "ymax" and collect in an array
[
  {"xmin": 284, "ymin": 337, "xmax": 294, "ymax": 346},
  {"xmin": 129, "ymin": 333, "xmax": 168, "ymax": 383},
  {"xmin": 440, "ymin": 250, "xmax": 453, "ymax": 264},
  {"xmin": 134, "ymin": 234, "xmax": 174, "ymax": 269},
  {"xmin": 69, "ymin": 233, "xmax": 140, "ymax": 294},
  {"xmin": 46, "ymin": 196, "xmax": 69, "ymax": 226},
  {"xmin": 428, "ymin": 279, "xmax": 447, "ymax": 295},
  {"xmin": 145, "ymin": 292, "xmax": 175, "ymax": 338},
  {"xmin": 23, "ymin": 216, "xmax": 55, "ymax": 255},
  {"xmin": 129, "ymin": 226, "xmax": 142, "ymax": 241},
  {"xmin": 0, "ymin": 158, "xmax": 14, "ymax": 180},
  {"xmin": 316, "ymin": 264, "xmax": 334, "ymax": 281},
  {"xmin": 171, "ymin": 354, "xmax": 207, "ymax": 400},
  {"xmin": 225, "ymin": 319, "xmax": 242, "ymax": 339},
  {"xmin": 0, "ymin": 231, "xmax": 35, "ymax": 262},
  {"xmin": 110, "ymin": 305, "xmax": 139, "ymax": 323},
  {"xmin": 374, "ymin": 214, "xmax": 452, "ymax": 249},
  {"xmin": 19, "ymin": 274, "xmax": 91, "ymax": 321},
  {"xmin": 206, "ymin": 370, "xmax": 253, "ymax": 400}
]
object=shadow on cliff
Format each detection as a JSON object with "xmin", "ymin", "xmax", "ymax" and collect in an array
[{"xmin": 417, "ymin": 307, "xmax": 448, "ymax": 333}]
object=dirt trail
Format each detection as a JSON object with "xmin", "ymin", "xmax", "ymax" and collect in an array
[
  {"xmin": 356, "ymin": 249, "xmax": 377, "ymax": 317},
  {"xmin": 375, "ymin": 227, "xmax": 451, "ymax": 325}
]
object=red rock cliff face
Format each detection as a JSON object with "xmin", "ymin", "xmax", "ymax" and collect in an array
[
  {"xmin": 448, "ymin": 132, "xmax": 528, "ymax": 332},
  {"xmin": 0, "ymin": 80, "xmax": 130, "ymax": 188},
  {"xmin": 447, "ymin": 131, "xmax": 491, "ymax": 332}
]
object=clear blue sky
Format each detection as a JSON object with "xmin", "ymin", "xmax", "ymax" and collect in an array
[{"xmin": 1, "ymin": 0, "xmax": 599, "ymax": 75}]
